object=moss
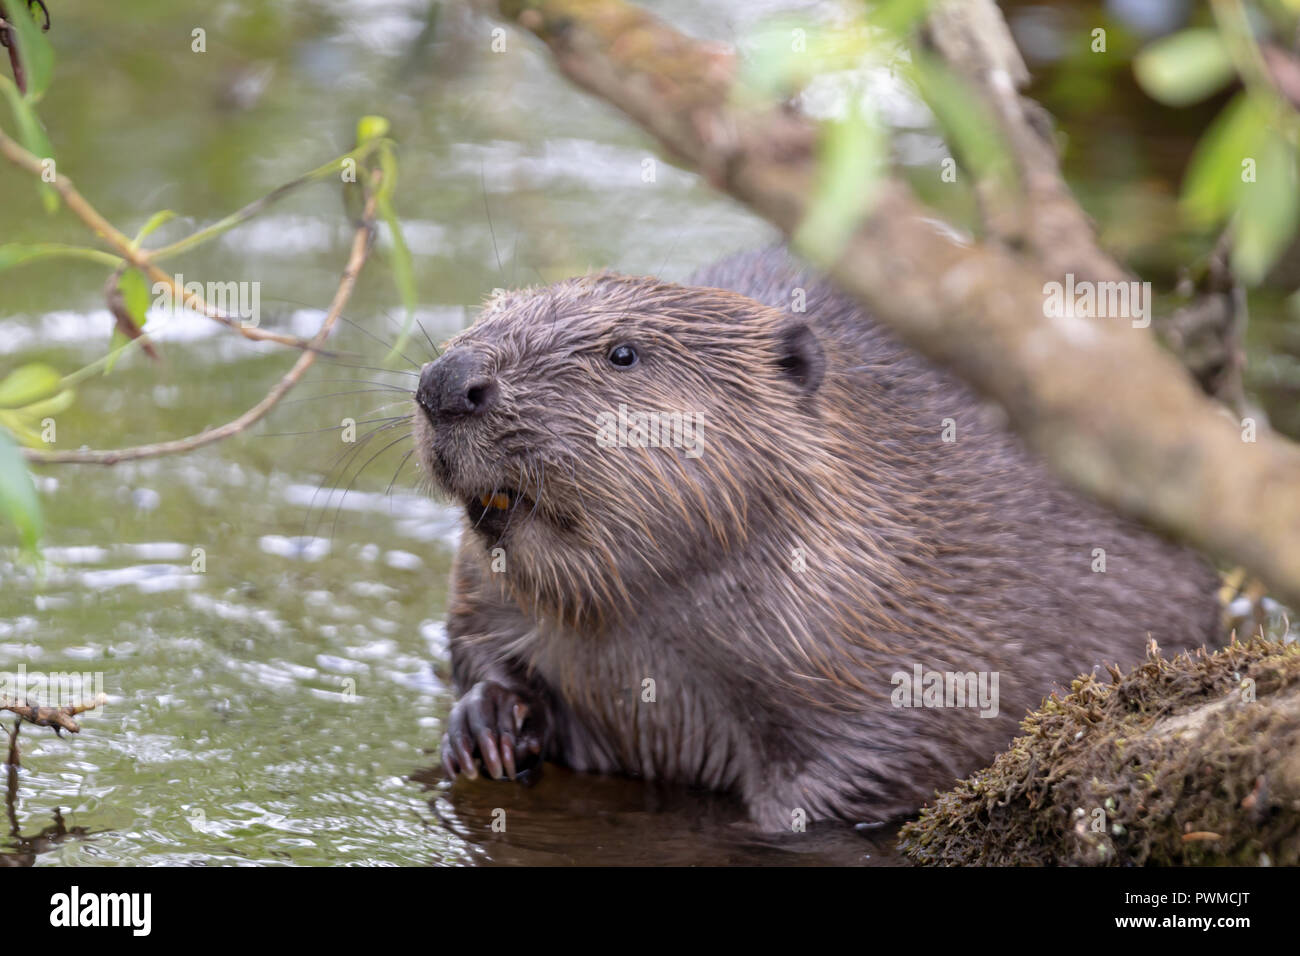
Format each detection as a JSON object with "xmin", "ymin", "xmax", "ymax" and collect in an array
[{"xmin": 898, "ymin": 636, "xmax": 1300, "ymax": 865}]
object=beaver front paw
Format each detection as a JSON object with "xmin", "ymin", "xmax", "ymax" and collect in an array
[{"xmin": 440, "ymin": 681, "xmax": 547, "ymax": 781}]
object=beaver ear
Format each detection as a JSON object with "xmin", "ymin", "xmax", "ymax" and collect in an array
[{"xmin": 774, "ymin": 320, "xmax": 825, "ymax": 394}]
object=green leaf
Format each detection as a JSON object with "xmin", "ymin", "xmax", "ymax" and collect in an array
[
  {"xmin": 0, "ymin": 242, "xmax": 121, "ymax": 270},
  {"xmin": 0, "ymin": 363, "xmax": 61, "ymax": 409},
  {"xmin": 1233, "ymin": 134, "xmax": 1299, "ymax": 284},
  {"xmin": 106, "ymin": 269, "xmax": 151, "ymax": 374},
  {"xmin": 0, "ymin": 384, "xmax": 74, "ymax": 448},
  {"xmin": 741, "ymin": 19, "xmax": 872, "ymax": 99},
  {"xmin": 911, "ymin": 51, "xmax": 1013, "ymax": 191},
  {"xmin": 0, "ymin": 411, "xmax": 42, "ymax": 447},
  {"xmin": 866, "ymin": 0, "xmax": 936, "ymax": 35},
  {"xmin": 5, "ymin": 0, "xmax": 54, "ymax": 100},
  {"xmin": 743, "ymin": 21, "xmax": 815, "ymax": 97},
  {"xmin": 377, "ymin": 138, "xmax": 399, "ymax": 203},
  {"xmin": 15, "ymin": 388, "xmax": 73, "ymax": 420},
  {"xmin": 0, "ymin": 430, "xmax": 43, "ymax": 554},
  {"xmin": 357, "ymin": 114, "xmax": 391, "ymax": 144},
  {"xmin": 1134, "ymin": 28, "xmax": 1236, "ymax": 107},
  {"xmin": 105, "ymin": 329, "xmax": 132, "ymax": 374},
  {"xmin": 1181, "ymin": 91, "xmax": 1271, "ymax": 227},
  {"xmin": 794, "ymin": 106, "xmax": 886, "ymax": 266},
  {"xmin": 147, "ymin": 146, "xmax": 384, "ymax": 263},
  {"xmin": 0, "ymin": 74, "xmax": 59, "ymax": 213},
  {"xmin": 131, "ymin": 210, "xmax": 177, "ymax": 250},
  {"xmin": 118, "ymin": 269, "xmax": 151, "ymax": 323}
]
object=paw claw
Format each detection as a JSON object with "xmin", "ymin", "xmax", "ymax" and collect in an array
[
  {"xmin": 500, "ymin": 733, "xmax": 518, "ymax": 780},
  {"xmin": 440, "ymin": 680, "xmax": 546, "ymax": 785},
  {"xmin": 454, "ymin": 736, "xmax": 479, "ymax": 780},
  {"xmin": 478, "ymin": 730, "xmax": 504, "ymax": 780}
]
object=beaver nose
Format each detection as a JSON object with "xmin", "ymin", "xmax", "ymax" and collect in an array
[{"xmin": 417, "ymin": 351, "xmax": 499, "ymax": 419}]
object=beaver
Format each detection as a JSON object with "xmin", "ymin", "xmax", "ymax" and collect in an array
[{"xmin": 413, "ymin": 246, "xmax": 1222, "ymax": 830}]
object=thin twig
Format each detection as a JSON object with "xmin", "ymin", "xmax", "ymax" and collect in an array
[
  {"xmin": 147, "ymin": 142, "xmax": 382, "ymax": 262},
  {"xmin": 1, "ymin": 693, "xmax": 107, "ymax": 735},
  {"xmin": 0, "ymin": 126, "xmax": 320, "ymax": 350},
  {"xmin": 22, "ymin": 174, "xmax": 382, "ymax": 465}
]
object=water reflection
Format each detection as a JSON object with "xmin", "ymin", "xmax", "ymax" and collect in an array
[
  {"xmin": 3, "ymin": 726, "xmax": 96, "ymax": 866},
  {"xmin": 414, "ymin": 764, "xmax": 892, "ymax": 867}
]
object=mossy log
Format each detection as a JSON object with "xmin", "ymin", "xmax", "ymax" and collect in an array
[{"xmin": 898, "ymin": 637, "xmax": 1300, "ymax": 865}]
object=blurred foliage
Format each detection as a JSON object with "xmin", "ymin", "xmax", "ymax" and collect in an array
[
  {"xmin": 747, "ymin": 0, "xmax": 1300, "ymax": 439},
  {"xmin": 1003, "ymin": 0, "xmax": 1300, "ymax": 436},
  {"xmin": 741, "ymin": 0, "xmax": 1014, "ymax": 263},
  {"xmin": 0, "ymin": 429, "xmax": 41, "ymax": 554},
  {"xmin": 1134, "ymin": 3, "xmax": 1300, "ymax": 285},
  {"xmin": 0, "ymin": 1, "xmax": 417, "ymax": 554},
  {"xmin": 1, "ymin": 0, "xmax": 59, "ymax": 211}
]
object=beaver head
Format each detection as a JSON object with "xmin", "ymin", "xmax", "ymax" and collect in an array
[{"xmin": 413, "ymin": 273, "xmax": 834, "ymax": 628}]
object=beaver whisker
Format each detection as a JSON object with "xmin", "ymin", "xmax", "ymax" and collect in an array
[
  {"xmin": 303, "ymin": 420, "xmax": 408, "ymax": 541},
  {"xmin": 290, "ymin": 377, "xmax": 414, "ymax": 392},
  {"xmin": 260, "ymin": 295, "xmax": 434, "ymax": 367},
  {"xmin": 328, "ymin": 429, "xmax": 413, "ymax": 541},
  {"xmin": 352, "ymin": 402, "xmax": 416, "ymax": 421},
  {"xmin": 481, "ymin": 164, "xmax": 505, "ymax": 279},
  {"xmin": 385, "ymin": 447, "xmax": 417, "ymax": 500},
  {"xmin": 332, "ymin": 314, "xmax": 424, "ymax": 369},
  {"xmin": 260, "ymin": 414, "xmax": 409, "ymax": 439},
  {"xmin": 470, "ymin": 487, "xmax": 499, "ymax": 533},
  {"xmin": 278, "ymin": 388, "xmax": 412, "ymax": 407},
  {"xmin": 328, "ymin": 420, "xmax": 408, "ymax": 482},
  {"xmin": 324, "ymin": 359, "xmax": 420, "ymax": 379},
  {"xmin": 506, "ymin": 469, "xmax": 529, "ymax": 525},
  {"xmin": 416, "ymin": 319, "xmax": 442, "ymax": 361},
  {"xmin": 373, "ymin": 304, "xmax": 443, "ymax": 363},
  {"xmin": 299, "ymin": 423, "xmax": 386, "ymax": 542}
]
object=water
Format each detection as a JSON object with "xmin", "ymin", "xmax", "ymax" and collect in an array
[{"xmin": 0, "ymin": 340, "xmax": 880, "ymax": 865}]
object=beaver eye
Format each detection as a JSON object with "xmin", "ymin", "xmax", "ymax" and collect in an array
[{"xmin": 608, "ymin": 344, "xmax": 638, "ymax": 368}]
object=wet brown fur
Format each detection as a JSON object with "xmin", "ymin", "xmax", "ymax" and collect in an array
[{"xmin": 415, "ymin": 247, "xmax": 1222, "ymax": 830}]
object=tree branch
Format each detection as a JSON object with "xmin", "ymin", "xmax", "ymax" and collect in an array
[
  {"xmin": 482, "ymin": 0, "xmax": 1300, "ymax": 607},
  {"xmin": 20, "ymin": 175, "xmax": 381, "ymax": 465},
  {"xmin": 1, "ymin": 693, "xmax": 106, "ymax": 735},
  {"xmin": 924, "ymin": 2, "xmax": 1128, "ymax": 284},
  {"xmin": 0, "ymin": 126, "xmax": 324, "ymax": 351}
]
